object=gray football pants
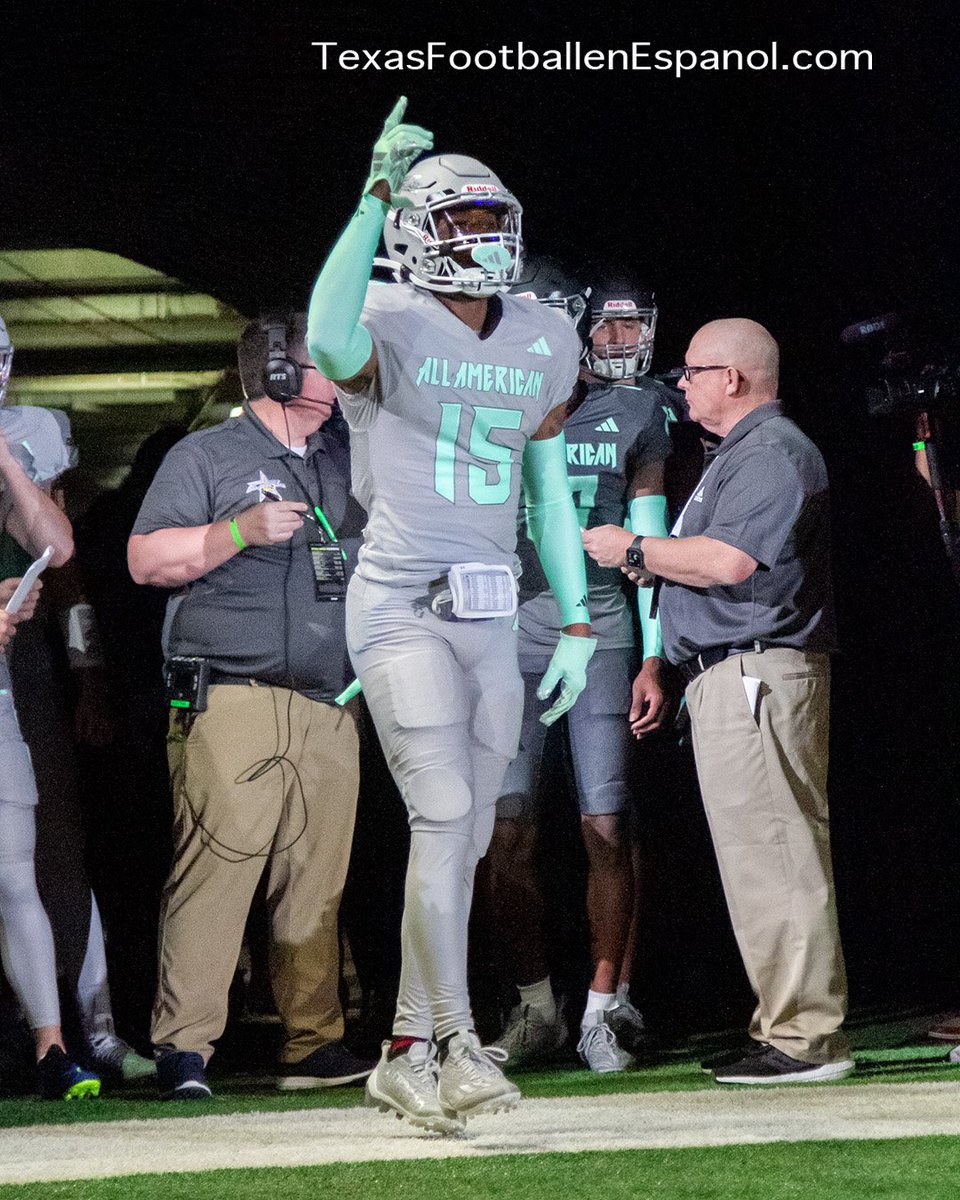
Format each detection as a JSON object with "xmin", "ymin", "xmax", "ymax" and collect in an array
[
  {"xmin": 497, "ymin": 648, "xmax": 637, "ymax": 818},
  {"xmin": 347, "ymin": 575, "xmax": 524, "ymax": 1041},
  {"xmin": 0, "ymin": 656, "xmax": 61, "ymax": 1029}
]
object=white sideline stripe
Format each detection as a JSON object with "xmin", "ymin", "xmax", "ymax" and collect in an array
[{"xmin": 3, "ymin": 1082, "xmax": 960, "ymax": 1185}]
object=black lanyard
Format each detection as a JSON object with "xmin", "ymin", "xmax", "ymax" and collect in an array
[
  {"xmin": 276, "ymin": 451, "xmax": 340, "ymax": 548},
  {"xmin": 273, "ymin": 450, "xmax": 347, "ymax": 599}
]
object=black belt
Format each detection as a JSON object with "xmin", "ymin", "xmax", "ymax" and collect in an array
[
  {"xmin": 209, "ymin": 670, "xmax": 272, "ymax": 687},
  {"xmin": 677, "ymin": 641, "xmax": 767, "ymax": 685}
]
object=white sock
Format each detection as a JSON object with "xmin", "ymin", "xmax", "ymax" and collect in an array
[
  {"xmin": 518, "ymin": 976, "xmax": 556, "ymax": 1024},
  {"xmin": 615, "ymin": 982, "xmax": 631, "ymax": 1007},
  {"xmin": 581, "ymin": 989, "xmax": 616, "ymax": 1027}
]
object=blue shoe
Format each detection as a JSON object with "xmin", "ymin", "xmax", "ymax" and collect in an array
[
  {"xmin": 277, "ymin": 1041, "xmax": 376, "ymax": 1090},
  {"xmin": 37, "ymin": 1046, "xmax": 101, "ymax": 1100},
  {"xmin": 157, "ymin": 1050, "xmax": 212, "ymax": 1100},
  {"xmin": 713, "ymin": 1043, "xmax": 854, "ymax": 1085}
]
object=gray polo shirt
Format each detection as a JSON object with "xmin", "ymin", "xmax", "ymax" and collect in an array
[
  {"xmin": 659, "ymin": 402, "xmax": 836, "ymax": 665},
  {"xmin": 132, "ymin": 408, "xmax": 366, "ymax": 701}
]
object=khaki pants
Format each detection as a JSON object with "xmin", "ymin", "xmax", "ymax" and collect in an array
[
  {"xmin": 152, "ymin": 683, "xmax": 359, "ymax": 1064},
  {"xmin": 686, "ymin": 648, "xmax": 849, "ymax": 1064}
]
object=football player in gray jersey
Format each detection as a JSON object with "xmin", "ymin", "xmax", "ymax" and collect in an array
[
  {"xmin": 306, "ymin": 100, "xmax": 594, "ymax": 1131},
  {"xmin": 489, "ymin": 268, "xmax": 678, "ymax": 1072}
]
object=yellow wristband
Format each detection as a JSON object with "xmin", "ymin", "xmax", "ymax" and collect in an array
[{"xmin": 229, "ymin": 517, "xmax": 247, "ymax": 550}]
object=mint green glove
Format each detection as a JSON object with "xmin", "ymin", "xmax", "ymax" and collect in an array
[
  {"xmin": 363, "ymin": 96, "xmax": 433, "ymax": 205},
  {"xmin": 627, "ymin": 494, "xmax": 668, "ymax": 660},
  {"xmin": 538, "ymin": 632, "xmax": 597, "ymax": 727},
  {"xmin": 521, "ymin": 434, "xmax": 590, "ymax": 628},
  {"xmin": 306, "ymin": 99, "xmax": 433, "ymax": 382}
]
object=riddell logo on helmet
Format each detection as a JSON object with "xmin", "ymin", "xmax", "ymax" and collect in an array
[
  {"xmin": 463, "ymin": 184, "xmax": 499, "ymax": 193},
  {"xmin": 603, "ymin": 301, "xmax": 635, "ymax": 311}
]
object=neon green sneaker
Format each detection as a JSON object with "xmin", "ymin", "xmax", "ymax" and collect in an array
[{"xmin": 38, "ymin": 1046, "xmax": 101, "ymax": 1100}]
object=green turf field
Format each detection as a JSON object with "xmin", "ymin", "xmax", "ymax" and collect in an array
[
  {"xmin": 0, "ymin": 1038, "xmax": 954, "ymax": 1129},
  {"xmin": 8, "ymin": 1138, "xmax": 960, "ymax": 1200},
  {"xmin": 1, "ymin": 1019, "xmax": 956, "ymax": 1199}
]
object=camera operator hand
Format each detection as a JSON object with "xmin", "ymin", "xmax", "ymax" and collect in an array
[
  {"xmin": 0, "ymin": 576, "xmax": 42, "ymax": 623},
  {"xmin": 0, "ymin": 608, "xmax": 17, "ymax": 650},
  {"xmin": 234, "ymin": 500, "xmax": 309, "ymax": 547}
]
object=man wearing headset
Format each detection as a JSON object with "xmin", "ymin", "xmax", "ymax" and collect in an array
[{"xmin": 128, "ymin": 314, "xmax": 372, "ymax": 1100}]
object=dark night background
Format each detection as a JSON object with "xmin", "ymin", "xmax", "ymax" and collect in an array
[{"xmin": 2, "ymin": 0, "xmax": 959, "ymax": 1035}]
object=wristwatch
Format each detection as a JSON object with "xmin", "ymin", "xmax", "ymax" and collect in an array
[{"xmin": 625, "ymin": 536, "xmax": 646, "ymax": 571}]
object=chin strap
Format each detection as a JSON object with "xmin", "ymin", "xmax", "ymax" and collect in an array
[{"xmin": 627, "ymin": 494, "xmax": 668, "ymax": 660}]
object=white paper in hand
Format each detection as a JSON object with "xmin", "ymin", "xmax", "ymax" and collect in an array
[{"xmin": 5, "ymin": 545, "xmax": 53, "ymax": 613}]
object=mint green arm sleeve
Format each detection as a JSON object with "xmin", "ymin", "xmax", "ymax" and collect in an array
[
  {"xmin": 521, "ymin": 433, "xmax": 590, "ymax": 628},
  {"xmin": 305, "ymin": 193, "xmax": 387, "ymax": 382},
  {"xmin": 627, "ymin": 494, "xmax": 668, "ymax": 660}
]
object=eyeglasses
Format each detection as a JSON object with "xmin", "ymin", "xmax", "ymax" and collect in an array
[{"xmin": 676, "ymin": 365, "xmax": 729, "ymax": 382}]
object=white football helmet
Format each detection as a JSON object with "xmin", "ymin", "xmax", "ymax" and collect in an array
[
  {"xmin": 0, "ymin": 315, "xmax": 12, "ymax": 407},
  {"xmin": 383, "ymin": 155, "xmax": 523, "ymax": 297},
  {"xmin": 585, "ymin": 282, "xmax": 658, "ymax": 380}
]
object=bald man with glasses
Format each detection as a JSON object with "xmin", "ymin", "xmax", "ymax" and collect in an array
[{"xmin": 582, "ymin": 318, "xmax": 852, "ymax": 1087}]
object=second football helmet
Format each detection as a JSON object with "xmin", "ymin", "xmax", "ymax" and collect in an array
[
  {"xmin": 383, "ymin": 155, "xmax": 523, "ymax": 297},
  {"xmin": 510, "ymin": 256, "xmax": 591, "ymax": 331},
  {"xmin": 584, "ymin": 281, "xmax": 658, "ymax": 380}
]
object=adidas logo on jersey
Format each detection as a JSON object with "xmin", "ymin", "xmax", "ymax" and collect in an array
[
  {"xmin": 526, "ymin": 337, "xmax": 552, "ymax": 357},
  {"xmin": 594, "ymin": 418, "xmax": 620, "ymax": 433},
  {"xmin": 693, "ymin": 487, "xmax": 705, "ymax": 503}
]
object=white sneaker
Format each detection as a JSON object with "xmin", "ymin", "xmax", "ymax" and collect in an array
[
  {"xmin": 577, "ymin": 1011, "xmax": 634, "ymax": 1073},
  {"xmin": 365, "ymin": 1040, "xmax": 463, "ymax": 1135},
  {"xmin": 493, "ymin": 1001, "xmax": 567, "ymax": 1067},
  {"xmin": 87, "ymin": 1032, "xmax": 157, "ymax": 1081},
  {"xmin": 438, "ymin": 1030, "xmax": 521, "ymax": 1119}
]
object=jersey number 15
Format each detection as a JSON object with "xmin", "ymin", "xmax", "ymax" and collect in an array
[{"xmin": 434, "ymin": 403, "xmax": 523, "ymax": 506}]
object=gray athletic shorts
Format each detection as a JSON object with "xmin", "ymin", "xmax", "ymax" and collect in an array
[
  {"xmin": 346, "ymin": 574, "xmax": 524, "ymax": 846},
  {"xmin": 497, "ymin": 647, "xmax": 637, "ymax": 819}
]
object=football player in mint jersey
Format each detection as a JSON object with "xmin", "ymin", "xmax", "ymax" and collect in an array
[
  {"xmin": 489, "ymin": 266, "xmax": 677, "ymax": 1073},
  {"xmin": 306, "ymin": 100, "xmax": 594, "ymax": 1131}
]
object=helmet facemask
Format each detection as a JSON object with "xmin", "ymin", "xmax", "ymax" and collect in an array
[
  {"xmin": 384, "ymin": 156, "xmax": 524, "ymax": 297},
  {"xmin": 516, "ymin": 289, "xmax": 588, "ymax": 329},
  {"xmin": 402, "ymin": 197, "xmax": 522, "ymax": 296},
  {"xmin": 585, "ymin": 301, "xmax": 658, "ymax": 380},
  {"xmin": 510, "ymin": 256, "xmax": 590, "ymax": 331}
]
